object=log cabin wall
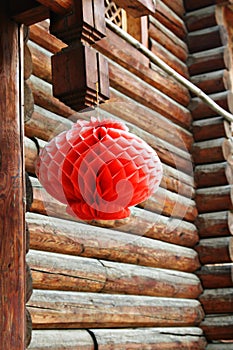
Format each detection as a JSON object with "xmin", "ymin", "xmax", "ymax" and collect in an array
[
  {"xmin": 184, "ymin": 0, "xmax": 233, "ymax": 347},
  {"xmin": 23, "ymin": 1, "xmax": 209, "ymax": 348}
]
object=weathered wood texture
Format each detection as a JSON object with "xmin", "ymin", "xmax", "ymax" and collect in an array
[
  {"xmin": 0, "ymin": 4, "xmax": 25, "ymax": 349},
  {"xmin": 188, "ymin": 46, "xmax": 225, "ymax": 76},
  {"xmin": 28, "ymin": 328, "xmax": 207, "ymax": 349},
  {"xmin": 185, "ymin": 5, "xmax": 217, "ymax": 32},
  {"xmin": 200, "ymin": 288, "xmax": 233, "ymax": 314},
  {"xmin": 196, "ymin": 211, "xmax": 230, "ymax": 238},
  {"xmin": 27, "ymin": 290, "xmax": 204, "ymax": 328},
  {"xmin": 196, "ymin": 185, "xmax": 232, "ymax": 213},
  {"xmin": 195, "ymin": 162, "xmax": 227, "ymax": 188},
  {"xmin": 195, "ymin": 237, "xmax": 231, "ymax": 264},
  {"xmin": 191, "ymin": 70, "xmax": 226, "ymax": 95},
  {"xmin": 197, "ymin": 264, "xmax": 233, "ymax": 289},
  {"xmin": 28, "ymin": 178, "xmax": 199, "ymax": 247},
  {"xmin": 193, "ymin": 138, "xmax": 224, "ymax": 165},
  {"xmin": 28, "ymin": 250, "xmax": 202, "ymax": 298},
  {"xmin": 193, "ymin": 117, "xmax": 225, "ymax": 141},
  {"xmin": 201, "ymin": 314, "xmax": 233, "ymax": 341},
  {"xmin": 187, "ymin": 26, "xmax": 223, "ymax": 54},
  {"xmin": 27, "ymin": 212, "xmax": 200, "ymax": 272}
]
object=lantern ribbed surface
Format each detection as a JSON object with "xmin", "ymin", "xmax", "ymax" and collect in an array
[{"xmin": 36, "ymin": 118, "xmax": 163, "ymax": 220}]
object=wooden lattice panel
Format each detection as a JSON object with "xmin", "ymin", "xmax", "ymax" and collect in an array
[{"xmin": 104, "ymin": 0, "xmax": 127, "ymax": 30}]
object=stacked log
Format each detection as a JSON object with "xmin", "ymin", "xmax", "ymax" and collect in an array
[
  {"xmin": 184, "ymin": 1, "xmax": 233, "ymax": 345},
  {"xmin": 25, "ymin": 1, "xmax": 206, "ymax": 348}
]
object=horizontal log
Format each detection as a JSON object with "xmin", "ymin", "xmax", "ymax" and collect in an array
[
  {"xmin": 29, "ymin": 179, "xmax": 199, "ymax": 247},
  {"xmin": 148, "ymin": 18, "xmax": 188, "ymax": 62},
  {"xmin": 10, "ymin": 2, "xmax": 49, "ymax": 26},
  {"xmin": 96, "ymin": 28, "xmax": 190, "ymax": 106},
  {"xmin": 193, "ymin": 117, "xmax": 225, "ymax": 141},
  {"xmin": 27, "ymin": 290, "xmax": 204, "ymax": 328},
  {"xmin": 29, "ymin": 23, "xmax": 66, "ymax": 54},
  {"xmin": 150, "ymin": 38, "xmax": 189, "ymax": 78},
  {"xmin": 24, "ymin": 80, "xmax": 34, "ymax": 123},
  {"xmin": 25, "ymin": 105, "xmax": 73, "ymax": 142},
  {"xmin": 185, "ymin": 5, "xmax": 217, "ymax": 32},
  {"xmin": 225, "ymin": 162, "xmax": 233, "ymax": 184},
  {"xmin": 187, "ymin": 26, "xmax": 222, "ymax": 54},
  {"xmin": 190, "ymin": 91, "xmax": 229, "ymax": 120},
  {"xmin": 222, "ymin": 137, "xmax": 233, "ymax": 161},
  {"xmin": 108, "ymin": 60, "xmax": 192, "ymax": 129},
  {"xmin": 196, "ymin": 211, "xmax": 230, "ymax": 238},
  {"xmin": 36, "ymin": 0, "xmax": 73, "ymax": 15},
  {"xmin": 28, "ymin": 75, "xmax": 74, "ymax": 118},
  {"xmin": 201, "ymin": 314, "xmax": 233, "ymax": 341},
  {"xmin": 102, "ymin": 88, "xmax": 193, "ymax": 152},
  {"xmin": 228, "ymin": 211, "xmax": 233, "ymax": 235},
  {"xmin": 155, "ymin": 0, "xmax": 187, "ymax": 39},
  {"xmin": 28, "ymin": 328, "xmax": 207, "ymax": 349},
  {"xmin": 197, "ymin": 263, "xmax": 233, "ymax": 288},
  {"xmin": 195, "ymin": 185, "xmax": 232, "ymax": 213},
  {"xmin": 29, "ymin": 330, "xmax": 93, "ymax": 349},
  {"xmin": 188, "ymin": 46, "xmax": 225, "ymax": 76},
  {"xmin": 28, "ymin": 250, "xmax": 202, "ymax": 298},
  {"xmin": 162, "ymin": 0, "xmax": 185, "ymax": 17},
  {"xmin": 28, "ymin": 41, "xmax": 52, "ymax": 84},
  {"xmin": 27, "ymin": 213, "xmax": 200, "ymax": 272},
  {"xmin": 193, "ymin": 138, "xmax": 224, "ymax": 165},
  {"xmin": 195, "ymin": 237, "xmax": 231, "ymax": 264},
  {"xmin": 184, "ymin": 0, "xmax": 217, "ymax": 11},
  {"xmin": 195, "ymin": 162, "xmax": 227, "ymax": 188},
  {"xmin": 140, "ymin": 187, "xmax": 198, "ymax": 222},
  {"xmin": 200, "ymin": 288, "xmax": 233, "ymax": 314},
  {"xmin": 86, "ymin": 107, "xmax": 193, "ymax": 175},
  {"xmin": 191, "ymin": 70, "xmax": 225, "ymax": 95}
]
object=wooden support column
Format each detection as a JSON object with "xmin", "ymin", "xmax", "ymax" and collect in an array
[{"xmin": 0, "ymin": 2, "xmax": 25, "ymax": 350}]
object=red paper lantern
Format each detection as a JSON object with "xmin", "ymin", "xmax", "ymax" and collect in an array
[{"xmin": 36, "ymin": 118, "xmax": 163, "ymax": 220}]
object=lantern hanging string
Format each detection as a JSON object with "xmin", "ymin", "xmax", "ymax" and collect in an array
[{"xmin": 106, "ymin": 19, "xmax": 233, "ymax": 124}]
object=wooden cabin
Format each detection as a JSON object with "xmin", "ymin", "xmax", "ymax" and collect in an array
[{"xmin": 1, "ymin": 0, "xmax": 233, "ymax": 348}]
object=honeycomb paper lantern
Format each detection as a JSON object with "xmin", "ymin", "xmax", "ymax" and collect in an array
[{"xmin": 36, "ymin": 117, "xmax": 163, "ymax": 220}]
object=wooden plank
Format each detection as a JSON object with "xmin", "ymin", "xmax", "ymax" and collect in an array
[
  {"xmin": 197, "ymin": 264, "xmax": 233, "ymax": 289},
  {"xmin": 28, "ymin": 328, "xmax": 207, "ymax": 349},
  {"xmin": 193, "ymin": 117, "xmax": 225, "ymax": 141},
  {"xmin": 188, "ymin": 47, "xmax": 225, "ymax": 76},
  {"xmin": 150, "ymin": 38, "xmax": 189, "ymax": 78},
  {"xmin": 190, "ymin": 91, "xmax": 229, "ymax": 120},
  {"xmin": 113, "ymin": 0, "xmax": 156, "ymax": 17},
  {"xmin": 196, "ymin": 211, "xmax": 230, "ymax": 238},
  {"xmin": 36, "ymin": 0, "xmax": 73, "ymax": 14},
  {"xmin": 29, "ymin": 23, "xmax": 66, "ymax": 54},
  {"xmin": 187, "ymin": 26, "xmax": 222, "ymax": 54},
  {"xmin": 196, "ymin": 185, "xmax": 232, "ymax": 213},
  {"xmin": 9, "ymin": 0, "xmax": 49, "ymax": 25},
  {"xmin": 201, "ymin": 314, "xmax": 233, "ymax": 341},
  {"xmin": 28, "ymin": 250, "xmax": 202, "ymax": 298},
  {"xmin": 27, "ymin": 213, "xmax": 200, "ymax": 272},
  {"xmin": 29, "ymin": 179, "xmax": 199, "ymax": 247},
  {"xmin": 191, "ymin": 70, "xmax": 225, "ymax": 95},
  {"xmin": 28, "ymin": 330, "xmax": 94, "ymax": 350},
  {"xmin": 185, "ymin": 5, "xmax": 217, "ymax": 32},
  {"xmin": 195, "ymin": 237, "xmax": 231, "ymax": 264},
  {"xmin": 154, "ymin": 0, "xmax": 187, "ymax": 39},
  {"xmin": 200, "ymin": 288, "xmax": 233, "ymax": 314},
  {"xmin": 207, "ymin": 344, "xmax": 233, "ymax": 350},
  {"xmin": 193, "ymin": 138, "xmax": 224, "ymax": 165},
  {"xmin": 0, "ymin": 4, "xmax": 25, "ymax": 349},
  {"xmin": 148, "ymin": 18, "xmax": 188, "ymax": 62},
  {"xmin": 195, "ymin": 162, "xmax": 227, "ymax": 188},
  {"xmin": 162, "ymin": 0, "xmax": 185, "ymax": 17},
  {"xmin": 27, "ymin": 290, "xmax": 205, "ymax": 328}
]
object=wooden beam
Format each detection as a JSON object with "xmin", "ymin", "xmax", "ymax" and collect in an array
[
  {"xmin": 27, "ymin": 213, "xmax": 200, "ymax": 272},
  {"xmin": 113, "ymin": 0, "xmax": 156, "ymax": 18},
  {"xmin": 0, "ymin": 2, "xmax": 25, "ymax": 349},
  {"xmin": 9, "ymin": 0, "xmax": 49, "ymax": 26},
  {"xmin": 197, "ymin": 263, "xmax": 233, "ymax": 289},
  {"xmin": 36, "ymin": 0, "xmax": 73, "ymax": 15},
  {"xmin": 185, "ymin": 5, "xmax": 217, "ymax": 32},
  {"xmin": 195, "ymin": 237, "xmax": 231, "ymax": 264},
  {"xmin": 195, "ymin": 162, "xmax": 227, "ymax": 188},
  {"xmin": 27, "ymin": 290, "xmax": 204, "ymax": 328},
  {"xmin": 201, "ymin": 314, "xmax": 233, "ymax": 341},
  {"xmin": 196, "ymin": 211, "xmax": 230, "ymax": 238},
  {"xmin": 200, "ymin": 288, "xmax": 233, "ymax": 314}
]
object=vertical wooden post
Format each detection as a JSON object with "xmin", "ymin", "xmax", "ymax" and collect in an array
[{"xmin": 0, "ymin": 1, "xmax": 25, "ymax": 349}]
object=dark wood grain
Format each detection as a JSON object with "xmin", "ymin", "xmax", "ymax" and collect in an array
[{"xmin": 0, "ymin": 2, "xmax": 25, "ymax": 349}]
